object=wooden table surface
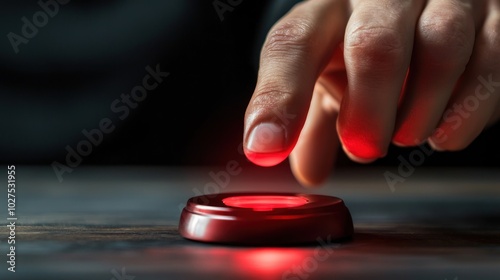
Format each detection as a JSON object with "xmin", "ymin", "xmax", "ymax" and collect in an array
[{"xmin": 1, "ymin": 165, "xmax": 499, "ymax": 280}]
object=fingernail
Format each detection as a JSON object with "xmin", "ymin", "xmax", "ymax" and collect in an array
[
  {"xmin": 392, "ymin": 138, "xmax": 425, "ymax": 148},
  {"xmin": 427, "ymin": 138, "xmax": 444, "ymax": 151},
  {"xmin": 392, "ymin": 140, "xmax": 410, "ymax": 148},
  {"xmin": 246, "ymin": 123, "xmax": 286, "ymax": 153}
]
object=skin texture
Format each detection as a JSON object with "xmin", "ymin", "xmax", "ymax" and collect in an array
[{"xmin": 243, "ymin": 0, "xmax": 500, "ymax": 187}]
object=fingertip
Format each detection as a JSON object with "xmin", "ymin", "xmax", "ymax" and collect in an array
[
  {"xmin": 289, "ymin": 156, "xmax": 329, "ymax": 188},
  {"xmin": 337, "ymin": 126, "xmax": 385, "ymax": 162},
  {"xmin": 296, "ymin": 176, "xmax": 327, "ymax": 188},
  {"xmin": 428, "ymin": 133, "xmax": 472, "ymax": 152},
  {"xmin": 341, "ymin": 144, "xmax": 378, "ymax": 164},
  {"xmin": 391, "ymin": 140, "xmax": 411, "ymax": 148},
  {"xmin": 244, "ymin": 149, "xmax": 290, "ymax": 167},
  {"xmin": 336, "ymin": 101, "xmax": 391, "ymax": 164},
  {"xmin": 427, "ymin": 138, "xmax": 445, "ymax": 152},
  {"xmin": 391, "ymin": 136, "xmax": 426, "ymax": 148}
]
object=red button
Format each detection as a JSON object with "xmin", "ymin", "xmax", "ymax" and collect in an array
[{"xmin": 178, "ymin": 192, "xmax": 354, "ymax": 245}]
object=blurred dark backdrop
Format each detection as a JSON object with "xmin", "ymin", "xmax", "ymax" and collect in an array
[{"xmin": 0, "ymin": 0, "xmax": 499, "ymax": 170}]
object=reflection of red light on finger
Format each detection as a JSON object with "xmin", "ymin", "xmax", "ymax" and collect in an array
[
  {"xmin": 338, "ymin": 110, "xmax": 386, "ymax": 160},
  {"xmin": 340, "ymin": 133, "xmax": 382, "ymax": 160},
  {"xmin": 222, "ymin": 195, "xmax": 309, "ymax": 211},
  {"xmin": 244, "ymin": 150, "xmax": 290, "ymax": 167}
]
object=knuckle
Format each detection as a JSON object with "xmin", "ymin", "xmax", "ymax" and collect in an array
[
  {"xmin": 344, "ymin": 25, "xmax": 406, "ymax": 71},
  {"xmin": 418, "ymin": 13, "xmax": 474, "ymax": 67},
  {"xmin": 251, "ymin": 84, "xmax": 293, "ymax": 109},
  {"xmin": 483, "ymin": 15, "xmax": 500, "ymax": 69},
  {"xmin": 262, "ymin": 19, "xmax": 314, "ymax": 58},
  {"xmin": 487, "ymin": 15, "xmax": 500, "ymax": 45}
]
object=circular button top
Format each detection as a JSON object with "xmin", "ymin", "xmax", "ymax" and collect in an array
[{"xmin": 222, "ymin": 195, "xmax": 309, "ymax": 211}]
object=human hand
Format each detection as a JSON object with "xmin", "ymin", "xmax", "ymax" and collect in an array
[{"xmin": 243, "ymin": 0, "xmax": 500, "ymax": 186}]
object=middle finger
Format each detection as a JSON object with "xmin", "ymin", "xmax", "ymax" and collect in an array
[{"xmin": 393, "ymin": 0, "xmax": 484, "ymax": 146}]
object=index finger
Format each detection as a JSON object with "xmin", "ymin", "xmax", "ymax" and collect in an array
[{"xmin": 243, "ymin": 0, "xmax": 349, "ymax": 166}]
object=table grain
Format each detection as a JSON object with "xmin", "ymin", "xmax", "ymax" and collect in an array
[{"xmin": 0, "ymin": 165, "xmax": 499, "ymax": 280}]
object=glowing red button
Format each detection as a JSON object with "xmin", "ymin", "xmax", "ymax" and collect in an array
[
  {"xmin": 222, "ymin": 195, "xmax": 309, "ymax": 211},
  {"xmin": 178, "ymin": 192, "xmax": 354, "ymax": 245}
]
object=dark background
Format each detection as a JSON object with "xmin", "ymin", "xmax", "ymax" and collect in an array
[{"xmin": 0, "ymin": 0, "xmax": 498, "ymax": 170}]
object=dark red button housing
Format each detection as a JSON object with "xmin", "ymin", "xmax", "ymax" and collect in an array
[{"xmin": 178, "ymin": 192, "xmax": 354, "ymax": 245}]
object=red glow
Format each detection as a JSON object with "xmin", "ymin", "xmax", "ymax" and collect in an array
[
  {"xmin": 338, "ymin": 104, "xmax": 386, "ymax": 160},
  {"xmin": 340, "ymin": 131, "xmax": 383, "ymax": 160},
  {"xmin": 244, "ymin": 150, "xmax": 290, "ymax": 167},
  {"xmin": 223, "ymin": 195, "xmax": 308, "ymax": 211},
  {"xmin": 234, "ymin": 248, "xmax": 306, "ymax": 278}
]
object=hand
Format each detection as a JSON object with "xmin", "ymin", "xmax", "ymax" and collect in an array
[{"xmin": 243, "ymin": 0, "xmax": 500, "ymax": 186}]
